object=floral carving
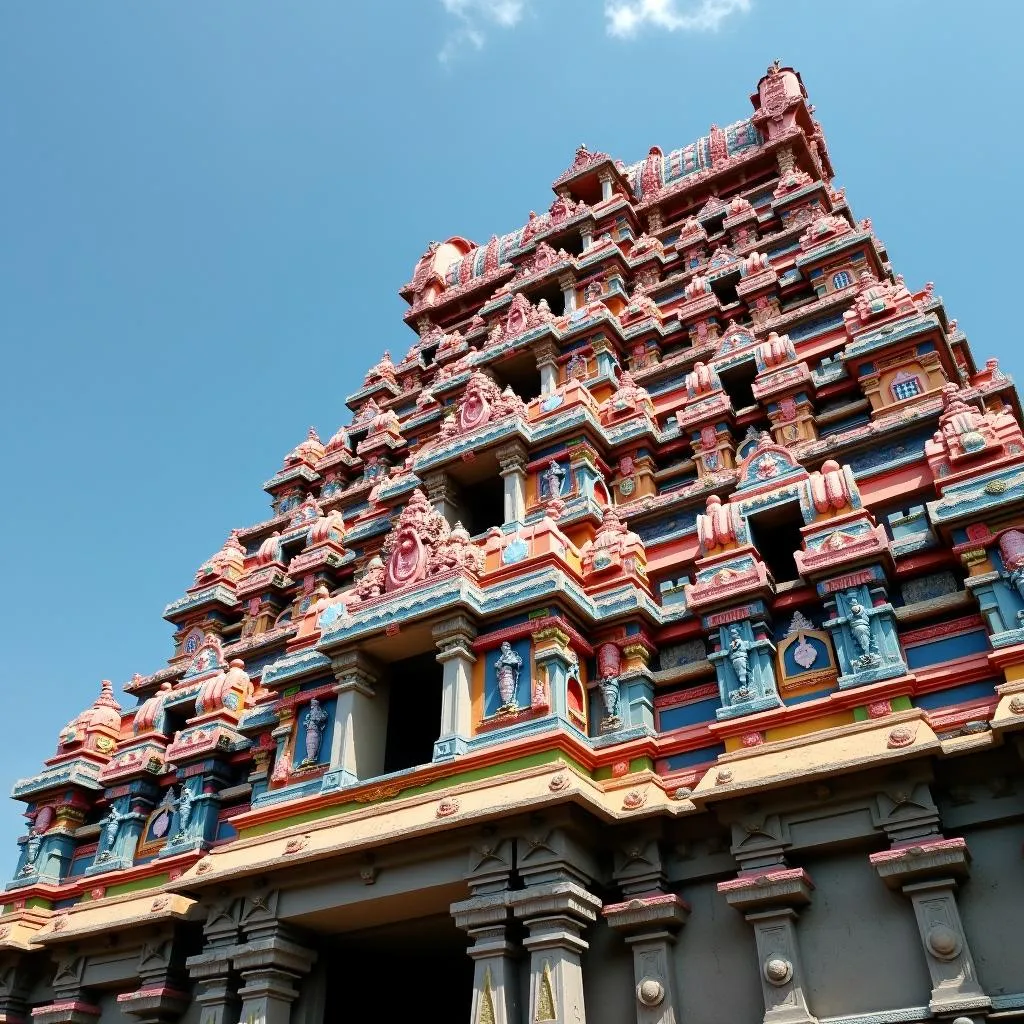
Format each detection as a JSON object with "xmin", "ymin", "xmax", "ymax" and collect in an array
[{"xmin": 435, "ymin": 797, "xmax": 460, "ymax": 818}]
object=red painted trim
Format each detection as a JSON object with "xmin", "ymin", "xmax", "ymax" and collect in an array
[
  {"xmin": 900, "ymin": 615, "xmax": 986, "ymax": 647},
  {"xmin": 655, "ymin": 684, "xmax": 719, "ymax": 709},
  {"xmin": 924, "ymin": 695, "xmax": 998, "ymax": 732},
  {"xmin": 473, "ymin": 615, "xmax": 594, "ymax": 655}
]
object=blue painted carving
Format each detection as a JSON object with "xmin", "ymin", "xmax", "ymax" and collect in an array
[
  {"xmin": 540, "ymin": 459, "xmax": 568, "ymax": 499},
  {"xmin": 965, "ymin": 533, "xmax": 1024, "ymax": 647},
  {"xmin": 501, "ymin": 534, "xmax": 529, "ymax": 565},
  {"xmin": 822, "ymin": 583, "xmax": 907, "ymax": 688},
  {"xmin": 709, "ymin": 619, "xmax": 783, "ymax": 719}
]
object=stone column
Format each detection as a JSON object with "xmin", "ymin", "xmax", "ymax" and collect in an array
[
  {"xmin": 118, "ymin": 934, "xmax": 189, "ymax": 1024},
  {"xmin": 535, "ymin": 340, "xmax": 560, "ymax": 396},
  {"xmin": 321, "ymin": 649, "xmax": 385, "ymax": 792},
  {"xmin": 870, "ymin": 838, "xmax": 989, "ymax": 1018},
  {"xmin": 433, "ymin": 615, "xmax": 478, "ymax": 761},
  {"xmin": 496, "ymin": 442, "xmax": 528, "ymax": 525},
  {"xmin": 604, "ymin": 894, "xmax": 689, "ymax": 1024},
  {"xmin": 558, "ymin": 273, "xmax": 577, "ymax": 314},
  {"xmin": 718, "ymin": 869, "xmax": 817, "ymax": 1024},
  {"xmin": 452, "ymin": 895, "xmax": 519, "ymax": 1024},
  {"xmin": 511, "ymin": 882, "xmax": 602, "ymax": 1024},
  {"xmin": 598, "ymin": 170, "xmax": 614, "ymax": 203},
  {"xmin": 186, "ymin": 897, "xmax": 243, "ymax": 1024},
  {"xmin": 424, "ymin": 470, "xmax": 461, "ymax": 526},
  {"xmin": 32, "ymin": 954, "xmax": 99, "ymax": 1024},
  {"xmin": 234, "ymin": 893, "xmax": 317, "ymax": 1024},
  {"xmin": 0, "ymin": 956, "xmax": 32, "ymax": 1024}
]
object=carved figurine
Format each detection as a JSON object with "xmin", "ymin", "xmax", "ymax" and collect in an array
[
  {"xmin": 999, "ymin": 530, "xmax": 1024, "ymax": 618},
  {"xmin": 727, "ymin": 626, "xmax": 750, "ymax": 691},
  {"xmin": 494, "ymin": 642, "xmax": 523, "ymax": 712},
  {"xmin": 541, "ymin": 460, "xmax": 567, "ymax": 499},
  {"xmin": 97, "ymin": 805, "xmax": 127, "ymax": 862},
  {"xmin": 174, "ymin": 786, "xmax": 195, "ymax": 841},
  {"xmin": 300, "ymin": 698, "xmax": 329, "ymax": 767},
  {"xmin": 20, "ymin": 829, "xmax": 42, "ymax": 875},
  {"xmin": 845, "ymin": 591, "xmax": 880, "ymax": 667}
]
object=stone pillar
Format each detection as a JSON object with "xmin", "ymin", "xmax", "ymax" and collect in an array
[
  {"xmin": 424, "ymin": 470, "xmax": 461, "ymax": 526},
  {"xmin": 496, "ymin": 442, "xmax": 528, "ymax": 525},
  {"xmin": 452, "ymin": 895, "xmax": 519, "ymax": 1024},
  {"xmin": 718, "ymin": 869, "xmax": 817, "ymax": 1024},
  {"xmin": 598, "ymin": 170, "xmax": 614, "ymax": 203},
  {"xmin": 186, "ymin": 897, "xmax": 243, "ymax": 1024},
  {"xmin": 321, "ymin": 649, "xmax": 385, "ymax": 791},
  {"xmin": 558, "ymin": 273, "xmax": 577, "ymax": 314},
  {"xmin": 118, "ymin": 934, "xmax": 189, "ymax": 1024},
  {"xmin": 604, "ymin": 895, "xmax": 689, "ymax": 1024},
  {"xmin": 235, "ymin": 893, "xmax": 316, "ymax": 1024},
  {"xmin": 511, "ymin": 882, "xmax": 602, "ymax": 1024},
  {"xmin": 433, "ymin": 615, "xmax": 478, "ymax": 761},
  {"xmin": 32, "ymin": 954, "xmax": 99, "ymax": 1024},
  {"xmin": 0, "ymin": 955, "xmax": 32, "ymax": 1024},
  {"xmin": 870, "ymin": 838, "xmax": 989, "ymax": 1018},
  {"xmin": 535, "ymin": 340, "xmax": 560, "ymax": 396}
]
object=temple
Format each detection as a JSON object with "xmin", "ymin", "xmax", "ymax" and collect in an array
[{"xmin": 5, "ymin": 63, "xmax": 1024, "ymax": 1024}]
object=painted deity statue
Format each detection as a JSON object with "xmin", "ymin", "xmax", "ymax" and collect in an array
[
  {"xmin": 999, "ymin": 530, "xmax": 1024, "ymax": 615},
  {"xmin": 98, "ymin": 805, "xmax": 127, "ymax": 861},
  {"xmin": 301, "ymin": 698, "xmax": 329, "ymax": 767},
  {"xmin": 20, "ymin": 829, "xmax": 42, "ymax": 875},
  {"xmin": 845, "ymin": 591, "xmax": 880, "ymax": 667},
  {"xmin": 727, "ymin": 627, "xmax": 750, "ymax": 690},
  {"xmin": 174, "ymin": 786, "xmax": 196, "ymax": 841},
  {"xmin": 542, "ymin": 460, "xmax": 566, "ymax": 499},
  {"xmin": 597, "ymin": 642, "xmax": 623, "ymax": 731},
  {"xmin": 494, "ymin": 642, "xmax": 523, "ymax": 712}
]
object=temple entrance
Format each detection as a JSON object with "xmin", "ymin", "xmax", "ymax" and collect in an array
[
  {"xmin": 323, "ymin": 914, "xmax": 473, "ymax": 1022},
  {"xmin": 747, "ymin": 500, "xmax": 805, "ymax": 584},
  {"xmin": 382, "ymin": 651, "xmax": 444, "ymax": 773}
]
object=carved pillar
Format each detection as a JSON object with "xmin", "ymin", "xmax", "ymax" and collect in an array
[
  {"xmin": 185, "ymin": 897, "xmax": 242, "ymax": 1024},
  {"xmin": 870, "ymin": 839, "xmax": 989, "ymax": 1018},
  {"xmin": 234, "ymin": 892, "xmax": 316, "ymax": 1024},
  {"xmin": 452, "ymin": 895, "xmax": 519, "ymax": 1024},
  {"xmin": 433, "ymin": 615, "xmax": 478, "ymax": 760},
  {"xmin": 321, "ymin": 649, "xmax": 385, "ymax": 791},
  {"xmin": 424, "ymin": 470, "xmax": 461, "ymax": 525},
  {"xmin": 118, "ymin": 934, "xmax": 189, "ymax": 1024},
  {"xmin": 604, "ymin": 895, "xmax": 689, "ymax": 1024},
  {"xmin": 0, "ymin": 956, "xmax": 33, "ymax": 1024},
  {"xmin": 598, "ymin": 170, "xmax": 614, "ymax": 203},
  {"xmin": 535, "ymin": 340, "xmax": 560, "ymax": 396},
  {"xmin": 496, "ymin": 441, "xmax": 528, "ymax": 525},
  {"xmin": 31, "ymin": 954, "xmax": 99, "ymax": 1024},
  {"xmin": 511, "ymin": 882, "xmax": 602, "ymax": 1024},
  {"xmin": 558, "ymin": 273, "xmax": 577, "ymax": 314},
  {"xmin": 452, "ymin": 834, "xmax": 519, "ymax": 1024},
  {"xmin": 718, "ymin": 870, "xmax": 817, "ymax": 1024}
]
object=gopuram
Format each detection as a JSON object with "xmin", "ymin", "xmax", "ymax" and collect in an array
[{"xmin": 3, "ymin": 64, "xmax": 1023, "ymax": 1024}]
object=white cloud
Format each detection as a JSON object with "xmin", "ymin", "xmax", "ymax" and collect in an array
[
  {"xmin": 438, "ymin": 0, "xmax": 528, "ymax": 63},
  {"xmin": 605, "ymin": 0, "xmax": 751, "ymax": 37}
]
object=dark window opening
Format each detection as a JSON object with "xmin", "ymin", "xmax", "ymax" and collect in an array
[
  {"xmin": 326, "ymin": 918, "xmax": 472, "ymax": 1024},
  {"xmin": 421, "ymin": 344, "xmax": 438, "ymax": 367},
  {"xmin": 549, "ymin": 228, "xmax": 586, "ymax": 258},
  {"xmin": 383, "ymin": 652, "xmax": 444, "ymax": 774},
  {"xmin": 747, "ymin": 501, "xmax": 805, "ymax": 585},
  {"xmin": 493, "ymin": 355, "xmax": 543, "ymax": 403},
  {"xmin": 455, "ymin": 475, "xmax": 506, "ymax": 536},
  {"xmin": 703, "ymin": 211, "xmax": 727, "ymax": 236},
  {"xmin": 527, "ymin": 281, "xmax": 566, "ymax": 317},
  {"xmin": 710, "ymin": 273, "xmax": 739, "ymax": 306},
  {"xmin": 719, "ymin": 359, "xmax": 759, "ymax": 412}
]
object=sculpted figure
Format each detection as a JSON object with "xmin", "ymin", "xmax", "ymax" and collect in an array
[
  {"xmin": 98, "ymin": 805, "xmax": 127, "ymax": 861},
  {"xmin": 301, "ymin": 698, "xmax": 329, "ymax": 767},
  {"xmin": 542, "ymin": 460, "xmax": 566, "ymax": 499},
  {"xmin": 494, "ymin": 641, "xmax": 523, "ymax": 711},
  {"xmin": 845, "ymin": 591, "xmax": 880, "ymax": 666},
  {"xmin": 174, "ymin": 786, "xmax": 195, "ymax": 841},
  {"xmin": 727, "ymin": 626, "xmax": 750, "ymax": 687},
  {"xmin": 20, "ymin": 829, "xmax": 42, "ymax": 875}
]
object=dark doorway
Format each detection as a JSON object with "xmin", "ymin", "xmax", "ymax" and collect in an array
[
  {"xmin": 383, "ymin": 651, "xmax": 444, "ymax": 773},
  {"xmin": 747, "ymin": 501, "xmax": 805, "ymax": 585},
  {"xmin": 457, "ymin": 475, "xmax": 506, "ymax": 537},
  {"xmin": 719, "ymin": 358, "xmax": 758, "ymax": 413},
  {"xmin": 325, "ymin": 915, "xmax": 474, "ymax": 1023}
]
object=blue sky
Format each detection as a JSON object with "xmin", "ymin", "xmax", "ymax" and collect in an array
[{"xmin": 1, "ymin": 0, "xmax": 1021, "ymax": 870}]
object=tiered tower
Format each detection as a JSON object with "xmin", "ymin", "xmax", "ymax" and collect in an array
[{"xmin": 3, "ymin": 64, "xmax": 1023, "ymax": 1024}]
